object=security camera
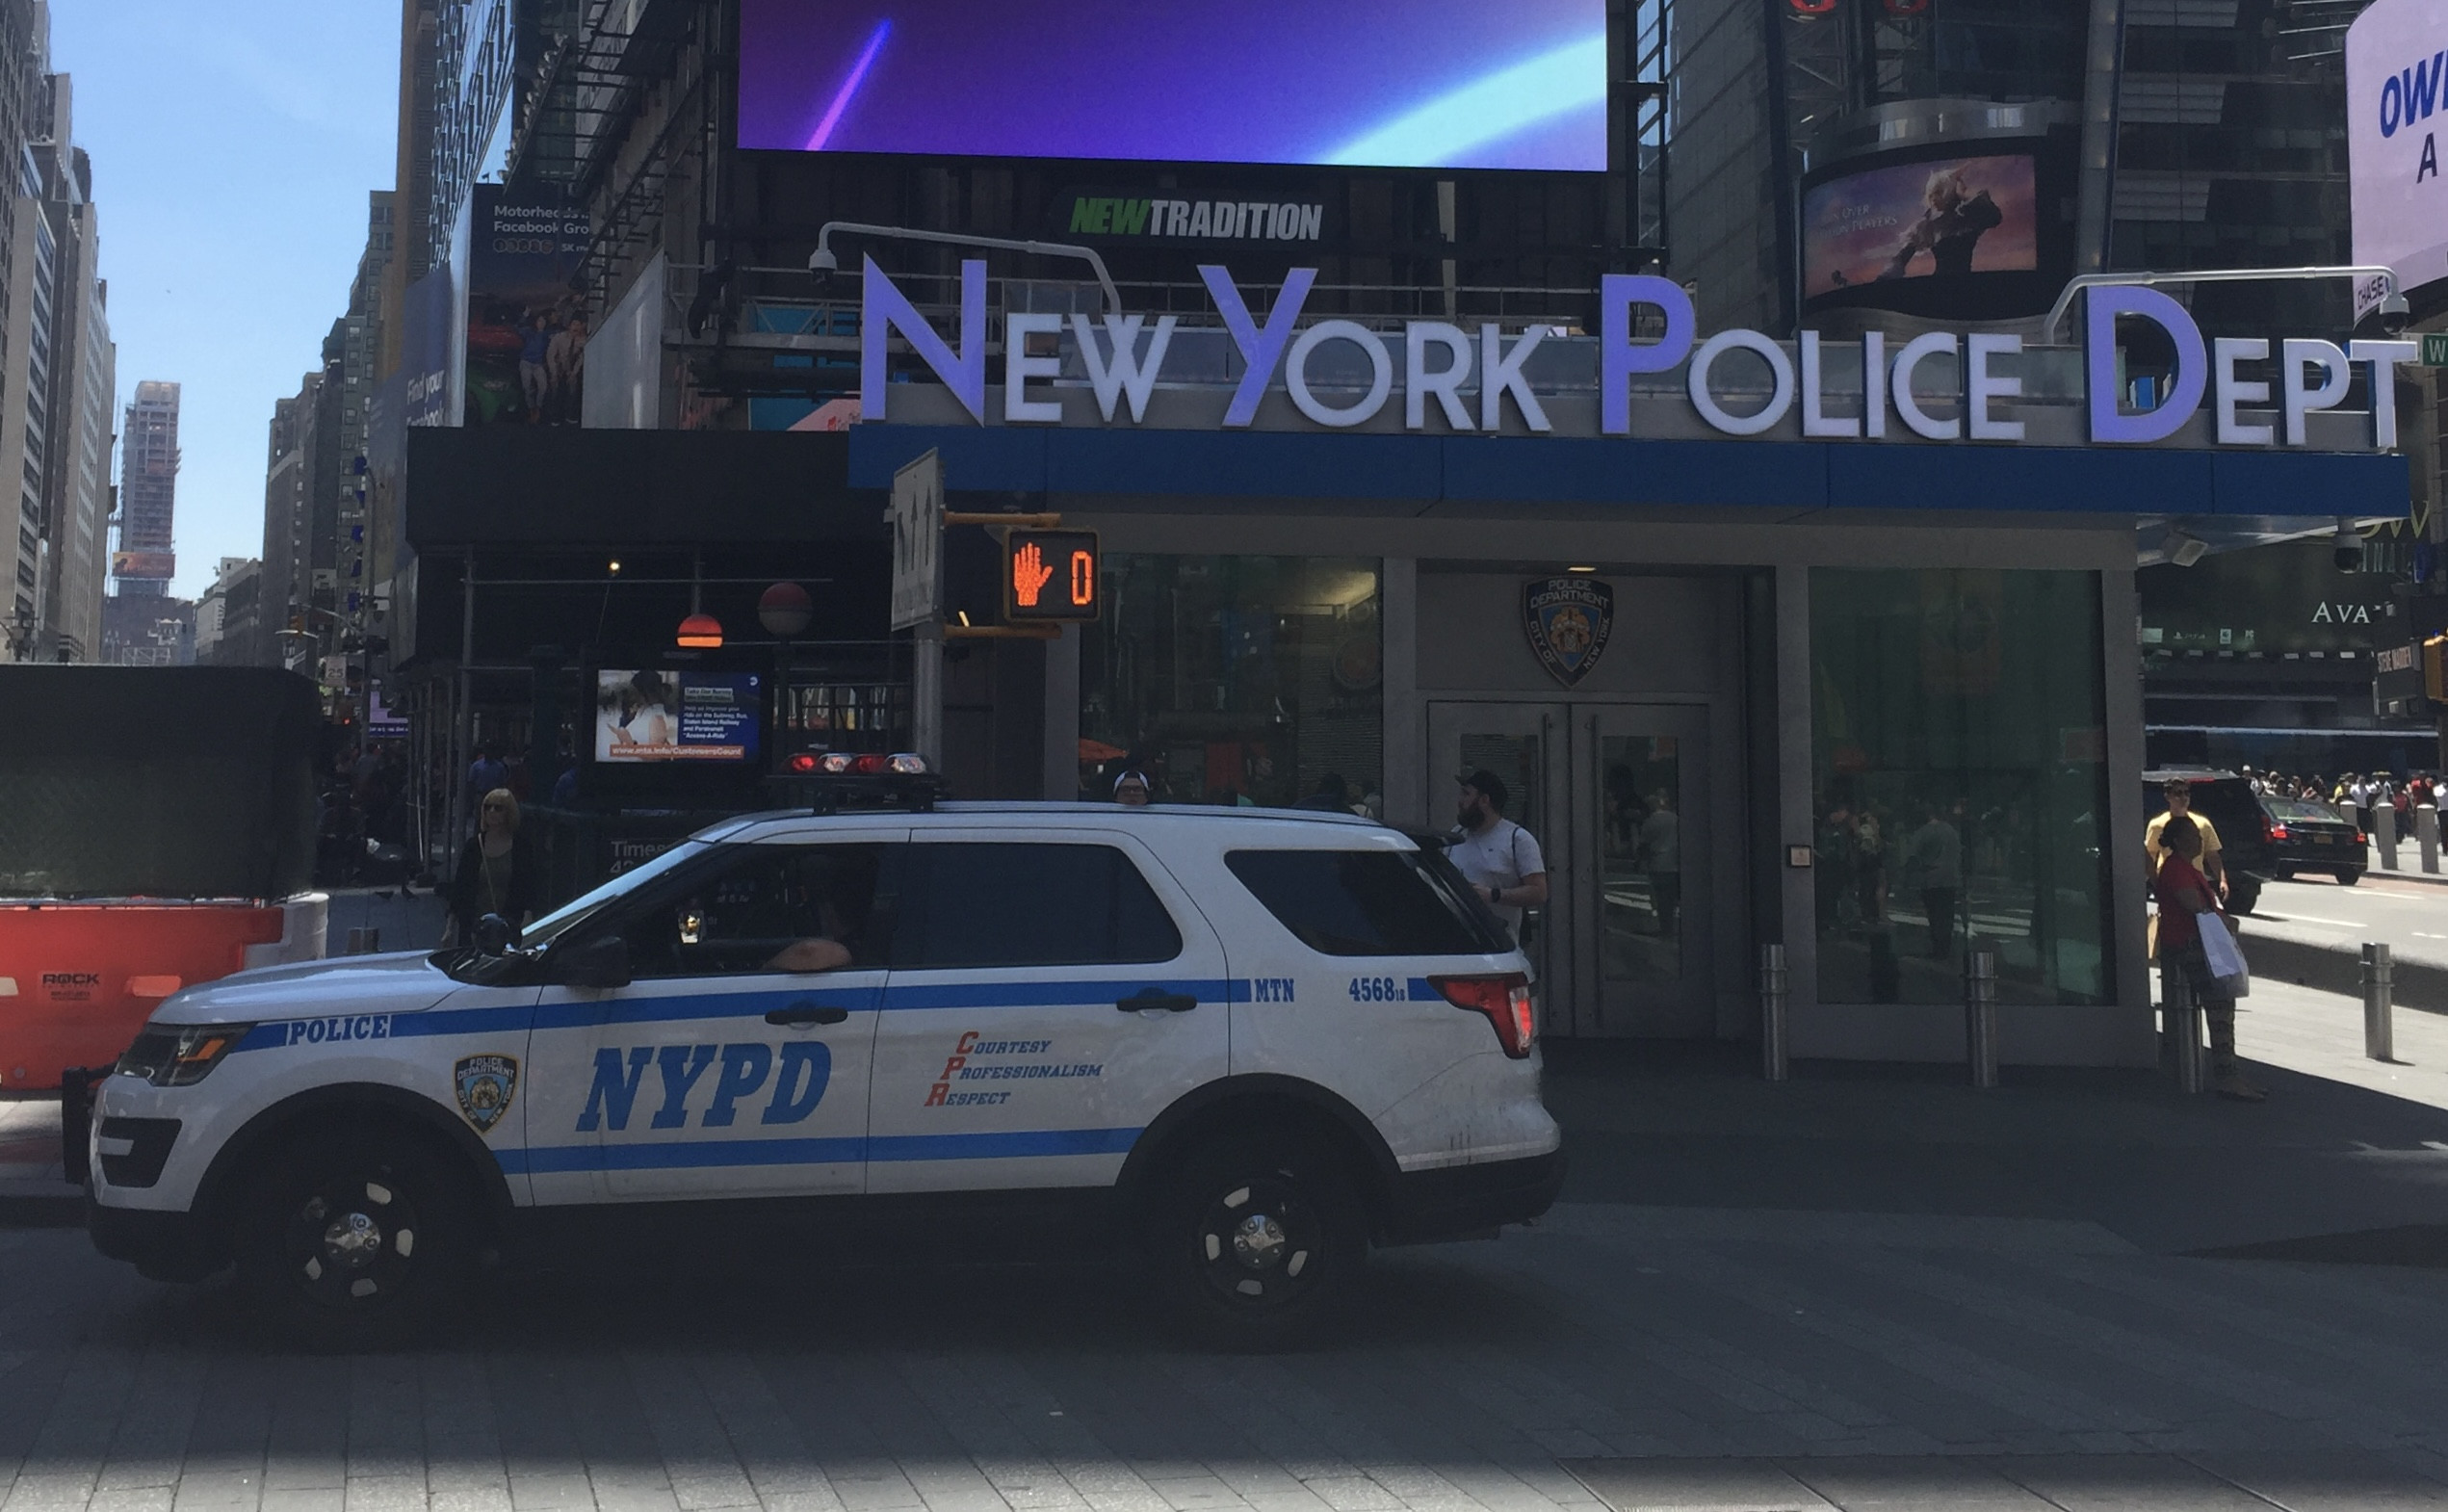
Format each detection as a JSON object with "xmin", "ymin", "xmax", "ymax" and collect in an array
[
  {"xmin": 2334, "ymin": 518, "xmax": 2364, "ymax": 573},
  {"xmin": 2379, "ymin": 293, "xmax": 2411, "ymax": 337},
  {"xmin": 807, "ymin": 246, "xmax": 839, "ymax": 284}
]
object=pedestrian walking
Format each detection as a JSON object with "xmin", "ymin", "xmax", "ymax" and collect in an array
[
  {"xmin": 1904, "ymin": 799, "xmax": 1963, "ymax": 958},
  {"xmin": 2152, "ymin": 815, "xmax": 2263, "ymax": 1102},
  {"xmin": 443, "ymin": 789, "xmax": 539, "ymax": 947},
  {"xmin": 467, "ymin": 743, "xmax": 508, "ymax": 799},
  {"xmin": 1639, "ymin": 787, "xmax": 1681, "ymax": 934},
  {"xmin": 1112, "ymin": 769, "xmax": 1153, "ymax": 806},
  {"xmin": 1449, "ymin": 769, "xmax": 1549, "ymax": 947}
]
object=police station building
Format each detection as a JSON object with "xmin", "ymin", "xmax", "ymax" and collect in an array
[{"xmin": 844, "ymin": 265, "xmax": 2413, "ymax": 1066}]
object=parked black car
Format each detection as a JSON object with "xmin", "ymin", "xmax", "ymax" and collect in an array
[
  {"xmin": 2140, "ymin": 769, "xmax": 2278, "ymax": 916},
  {"xmin": 2261, "ymin": 795, "xmax": 2366, "ymax": 886}
]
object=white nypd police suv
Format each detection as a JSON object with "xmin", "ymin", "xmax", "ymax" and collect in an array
[{"xmin": 85, "ymin": 789, "xmax": 1561, "ymax": 1346}]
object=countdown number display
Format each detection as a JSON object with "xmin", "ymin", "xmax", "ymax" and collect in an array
[{"xmin": 1003, "ymin": 530, "xmax": 1103, "ymax": 623}]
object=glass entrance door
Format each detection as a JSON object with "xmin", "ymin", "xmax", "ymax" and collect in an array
[
  {"xmin": 1587, "ymin": 705, "xmax": 1712, "ymax": 1038},
  {"xmin": 1425, "ymin": 703, "xmax": 1571, "ymax": 1005},
  {"xmin": 1429, "ymin": 701, "xmax": 1712, "ymax": 1039}
]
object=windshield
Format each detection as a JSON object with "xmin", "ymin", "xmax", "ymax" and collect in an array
[
  {"xmin": 519, "ymin": 840, "xmax": 713, "ymax": 949},
  {"xmin": 2266, "ymin": 798, "xmax": 2342, "ymax": 821}
]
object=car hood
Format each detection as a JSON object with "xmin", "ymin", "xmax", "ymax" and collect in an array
[{"xmin": 149, "ymin": 950, "xmax": 459, "ymax": 1026}]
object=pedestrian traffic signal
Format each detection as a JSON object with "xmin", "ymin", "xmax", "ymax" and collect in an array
[{"xmin": 1004, "ymin": 530, "xmax": 1101, "ymax": 622}]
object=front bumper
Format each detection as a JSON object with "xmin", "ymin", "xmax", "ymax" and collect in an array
[
  {"xmin": 1378, "ymin": 1148, "xmax": 1565, "ymax": 1244},
  {"xmin": 87, "ymin": 1195, "xmax": 224, "ymax": 1283}
]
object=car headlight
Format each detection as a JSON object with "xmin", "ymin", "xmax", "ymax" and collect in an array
[{"xmin": 117, "ymin": 1024, "xmax": 253, "ymax": 1086}]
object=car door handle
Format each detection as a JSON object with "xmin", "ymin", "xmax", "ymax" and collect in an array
[
  {"xmin": 1117, "ymin": 990, "xmax": 1199, "ymax": 1014},
  {"xmin": 766, "ymin": 1003, "xmax": 850, "ymax": 1028}
]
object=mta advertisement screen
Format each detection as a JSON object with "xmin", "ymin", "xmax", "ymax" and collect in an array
[{"xmin": 596, "ymin": 671, "xmax": 765, "ymax": 764}]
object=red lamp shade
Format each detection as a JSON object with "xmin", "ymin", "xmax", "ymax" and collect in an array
[
  {"xmin": 676, "ymin": 613, "xmax": 724, "ymax": 648},
  {"xmin": 758, "ymin": 582, "xmax": 814, "ymax": 637}
]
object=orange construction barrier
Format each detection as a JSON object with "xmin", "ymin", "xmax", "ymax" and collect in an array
[{"xmin": 0, "ymin": 902, "xmax": 288, "ymax": 1091}]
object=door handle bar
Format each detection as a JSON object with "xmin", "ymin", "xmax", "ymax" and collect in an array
[
  {"xmin": 1117, "ymin": 990, "xmax": 1199, "ymax": 1014},
  {"xmin": 766, "ymin": 1003, "xmax": 851, "ymax": 1027}
]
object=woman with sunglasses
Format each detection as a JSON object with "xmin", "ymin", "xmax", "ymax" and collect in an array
[{"xmin": 443, "ymin": 787, "xmax": 539, "ymax": 947}]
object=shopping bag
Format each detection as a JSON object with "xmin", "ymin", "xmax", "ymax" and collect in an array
[{"xmin": 2197, "ymin": 913, "xmax": 2250, "ymax": 998}]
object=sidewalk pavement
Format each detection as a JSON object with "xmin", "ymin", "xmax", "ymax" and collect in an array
[{"xmin": 3, "ymin": 980, "xmax": 2446, "ymax": 1511}]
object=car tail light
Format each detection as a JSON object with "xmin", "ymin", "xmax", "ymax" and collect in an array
[
  {"xmin": 2269, "ymin": 823, "xmax": 2289, "ymax": 841},
  {"xmin": 2357, "ymin": 831, "xmax": 2369, "ymax": 845},
  {"xmin": 1429, "ymin": 973, "xmax": 1535, "ymax": 1058}
]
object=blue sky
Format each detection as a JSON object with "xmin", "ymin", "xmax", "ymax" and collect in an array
[{"xmin": 51, "ymin": 1, "xmax": 402, "ymax": 600}]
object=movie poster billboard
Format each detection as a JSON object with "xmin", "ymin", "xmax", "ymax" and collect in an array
[
  {"xmin": 1803, "ymin": 153, "xmax": 2038, "ymax": 301},
  {"xmin": 465, "ymin": 187, "xmax": 591, "ymax": 426}
]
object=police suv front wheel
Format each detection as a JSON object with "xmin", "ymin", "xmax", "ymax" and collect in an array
[
  {"xmin": 232, "ymin": 1134, "xmax": 473, "ymax": 1348},
  {"xmin": 1150, "ymin": 1134, "xmax": 1365, "ymax": 1349}
]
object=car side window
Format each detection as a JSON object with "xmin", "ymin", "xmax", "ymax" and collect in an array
[
  {"xmin": 618, "ymin": 843, "xmax": 902, "ymax": 979},
  {"xmin": 898, "ymin": 843, "xmax": 1183, "ymax": 969}
]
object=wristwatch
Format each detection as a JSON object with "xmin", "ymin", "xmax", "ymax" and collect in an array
[{"xmin": 1487, "ymin": 884, "xmax": 1502, "ymax": 904}]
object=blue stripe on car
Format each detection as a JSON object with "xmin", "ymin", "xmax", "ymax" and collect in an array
[{"xmin": 496, "ymin": 1125, "xmax": 1140, "ymax": 1175}]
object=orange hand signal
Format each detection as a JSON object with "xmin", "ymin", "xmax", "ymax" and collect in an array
[{"xmin": 1013, "ymin": 540, "xmax": 1055, "ymax": 607}]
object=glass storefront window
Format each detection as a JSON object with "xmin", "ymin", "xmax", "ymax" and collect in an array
[
  {"xmin": 1810, "ymin": 569, "xmax": 2113, "ymax": 1006},
  {"xmin": 1081, "ymin": 556, "xmax": 1382, "ymax": 813}
]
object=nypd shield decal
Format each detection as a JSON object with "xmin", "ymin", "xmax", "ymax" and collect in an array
[
  {"xmin": 454, "ymin": 1055, "xmax": 519, "ymax": 1135},
  {"xmin": 1523, "ymin": 578, "xmax": 1614, "ymax": 688}
]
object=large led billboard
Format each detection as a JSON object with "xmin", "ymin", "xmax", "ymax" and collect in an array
[
  {"xmin": 737, "ymin": 0, "xmax": 1607, "ymax": 171},
  {"xmin": 2347, "ymin": 0, "xmax": 2448, "ymax": 293},
  {"xmin": 1803, "ymin": 154, "xmax": 2039, "ymax": 300}
]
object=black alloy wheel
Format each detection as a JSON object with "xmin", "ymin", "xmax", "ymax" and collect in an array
[
  {"xmin": 1152, "ymin": 1135, "xmax": 1363, "ymax": 1349},
  {"xmin": 234, "ymin": 1134, "xmax": 470, "ymax": 1349}
]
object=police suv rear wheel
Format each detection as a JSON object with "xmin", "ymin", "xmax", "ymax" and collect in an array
[
  {"xmin": 233, "ymin": 1134, "xmax": 471, "ymax": 1348},
  {"xmin": 1152, "ymin": 1134, "xmax": 1363, "ymax": 1348}
]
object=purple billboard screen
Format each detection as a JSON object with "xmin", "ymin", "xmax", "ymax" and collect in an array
[
  {"xmin": 738, "ymin": 0, "xmax": 1607, "ymax": 171},
  {"xmin": 1803, "ymin": 154, "xmax": 2039, "ymax": 300}
]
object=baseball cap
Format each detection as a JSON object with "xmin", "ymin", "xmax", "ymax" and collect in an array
[
  {"xmin": 1457, "ymin": 769, "xmax": 1508, "ymax": 810},
  {"xmin": 1113, "ymin": 769, "xmax": 1152, "ymax": 795}
]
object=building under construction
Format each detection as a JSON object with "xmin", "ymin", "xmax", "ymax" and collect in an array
[{"xmin": 115, "ymin": 379, "xmax": 178, "ymax": 599}]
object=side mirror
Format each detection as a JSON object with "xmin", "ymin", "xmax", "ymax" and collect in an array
[
  {"xmin": 547, "ymin": 934, "xmax": 631, "ymax": 990},
  {"xmin": 474, "ymin": 913, "xmax": 516, "ymax": 953}
]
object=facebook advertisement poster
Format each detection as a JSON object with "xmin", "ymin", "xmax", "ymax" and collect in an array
[
  {"xmin": 596, "ymin": 670, "xmax": 765, "ymax": 764},
  {"xmin": 1802, "ymin": 154, "xmax": 2038, "ymax": 300},
  {"xmin": 465, "ymin": 186, "xmax": 591, "ymax": 426},
  {"xmin": 735, "ymin": 0, "xmax": 1606, "ymax": 171}
]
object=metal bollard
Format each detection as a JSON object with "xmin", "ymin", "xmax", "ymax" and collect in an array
[
  {"xmin": 1758, "ymin": 942, "xmax": 1789, "ymax": 1082},
  {"xmin": 2378, "ymin": 803, "xmax": 2401, "ymax": 871},
  {"xmin": 2165, "ymin": 965, "xmax": 2208, "ymax": 1093},
  {"xmin": 2419, "ymin": 806, "xmax": 2440, "ymax": 875},
  {"xmin": 1964, "ymin": 944, "xmax": 1999, "ymax": 1088},
  {"xmin": 2362, "ymin": 942, "xmax": 2395, "ymax": 1062}
]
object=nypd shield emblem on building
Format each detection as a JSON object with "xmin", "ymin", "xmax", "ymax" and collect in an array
[
  {"xmin": 454, "ymin": 1055, "xmax": 519, "ymax": 1134},
  {"xmin": 1523, "ymin": 578, "xmax": 1614, "ymax": 688}
]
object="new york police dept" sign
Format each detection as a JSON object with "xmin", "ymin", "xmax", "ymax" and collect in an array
[{"xmin": 857, "ymin": 258, "xmax": 2418, "ymax": 453}]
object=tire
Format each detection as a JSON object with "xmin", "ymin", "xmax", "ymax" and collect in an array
[
  {"xmin": 2272, "ymin": 869, "xmax": 2294, "ymax": 882},
  {"xmin": 230, "ymin": 1130, "xmax": 474, "ymax": 1350},
  {"xmin": 2227, "ymin": 879, "xmax": 2261, "ymax": 917},
  {"xmin": 1146, "ymin": 1133, "xmax": 1367, "ymax": 1351},
  {"xmin": 2336, "ymin": 870, "xmax": 2362, "ymax": 886}
]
